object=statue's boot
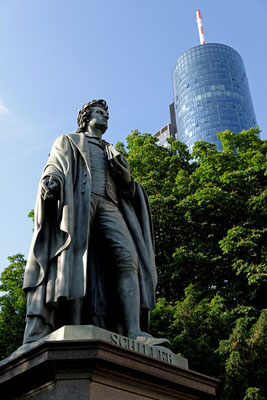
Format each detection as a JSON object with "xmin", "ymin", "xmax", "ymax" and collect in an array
[
  {"xmin": 117, "ymin": 271, "xmax": 170, "ymax": 346},
  {"xmin": 134, "ymin": 336, "xmax": 170, "ymax": 346}
]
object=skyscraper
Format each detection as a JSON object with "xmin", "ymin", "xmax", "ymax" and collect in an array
[
  {"xmin": 172, "ymin": 43, "xmax": 257, "ymax": 151},
  {"xmin": 153, "ymin": 103, "xmax": 177, "ymax": 147}
]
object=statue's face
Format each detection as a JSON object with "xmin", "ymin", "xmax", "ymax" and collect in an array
[{"xmin": 88, "ymin": 106, "xmax": 109, "ymax": 133}]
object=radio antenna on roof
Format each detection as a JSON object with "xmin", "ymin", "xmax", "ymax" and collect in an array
[{"xmin": 196, "ymin": 10, "xmax": 206, "ymax": 45}]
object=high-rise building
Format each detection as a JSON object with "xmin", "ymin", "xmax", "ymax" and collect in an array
[
  {"xmin": 172, "ymin": 43, "xmax": 257, "ymax": 151},
  {"xmin": 154, "ymin": 123, "xmax": 173, "ymax": 148},
  {"xmin": 153, "ymin": 103, "xmax": 177, "ymax": 147}
]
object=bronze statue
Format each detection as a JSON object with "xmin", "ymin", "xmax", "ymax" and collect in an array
[{"xmin": 23, "ymin": 100, "xmax": 165, "ymax": 346}]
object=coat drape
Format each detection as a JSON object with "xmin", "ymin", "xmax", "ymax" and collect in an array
[{"xmin": 23, "ymin": 133, "xmax": 157, "ymax": 330}]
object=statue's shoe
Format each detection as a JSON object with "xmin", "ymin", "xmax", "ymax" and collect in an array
[{"xmin": 135, "ymin": 336, "xmax": 170, "ymax": 346}]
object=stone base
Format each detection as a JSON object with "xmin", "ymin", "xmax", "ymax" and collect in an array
[{"xmin": 0, "ymin": 326, "xmax": 219, "ymax": 399}]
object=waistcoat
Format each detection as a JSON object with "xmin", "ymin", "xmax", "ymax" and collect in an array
[{"xmin": 87, "ymin": 138, "xmax": 118, "ymax": 205}]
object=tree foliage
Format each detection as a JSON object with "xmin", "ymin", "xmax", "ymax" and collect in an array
[
  {"xmin": 0, "ymin": 254, "xmax": 26, "ymax": 359},
  {"xmin": 119, "ymin": 127, "xmax": 266, "ymax": 399}
]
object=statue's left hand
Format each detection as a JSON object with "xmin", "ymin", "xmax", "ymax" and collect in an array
[{"xmin": 109, "ymin": 155, "xmax": 131, "ymax": 186}]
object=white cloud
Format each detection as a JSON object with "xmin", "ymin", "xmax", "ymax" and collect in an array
[{"xmin": 0, "ymin": 99, "xmax": 9, "ymax": 114}]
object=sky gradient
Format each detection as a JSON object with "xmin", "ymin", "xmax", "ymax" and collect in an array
[{"xmin": 0, "ymin": 0, "xmax": 266, "ymax": 273}]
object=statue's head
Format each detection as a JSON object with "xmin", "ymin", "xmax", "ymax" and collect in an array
[{"xmin": 76, "ymin": 99, "xmax": 109, "ymax": 133}]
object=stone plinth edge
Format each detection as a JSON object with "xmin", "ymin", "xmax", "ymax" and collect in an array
[
  {"xmin": 0, "ymin": 325, "xmax": 188, "ymax": 369},
  {"xmin": 0, "ymin": 326, "xmax": 219, "ymax": 399}
]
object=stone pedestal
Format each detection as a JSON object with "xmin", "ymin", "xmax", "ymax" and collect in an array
[{"xmin": 0, "ymin": 326, "xmax": 219, "ymax": 399}]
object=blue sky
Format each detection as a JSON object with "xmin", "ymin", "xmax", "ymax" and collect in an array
[{"xmin": 0, "ymin": 0, "xmax": 266, "ymax": 273}]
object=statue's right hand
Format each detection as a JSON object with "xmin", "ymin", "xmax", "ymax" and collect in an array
[{"xmin": 41, "ymin": 177, "xmax": 59, "ymax": 200}]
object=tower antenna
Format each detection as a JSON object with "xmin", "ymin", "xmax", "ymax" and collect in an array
[{"xmin": 196, "ymin": 10, "xmax": 205, "ymax": 44}]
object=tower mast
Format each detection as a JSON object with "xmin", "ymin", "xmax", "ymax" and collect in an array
[{"xmin": 196, "ymin": 10, "xmax": 205, "ymax": 44}]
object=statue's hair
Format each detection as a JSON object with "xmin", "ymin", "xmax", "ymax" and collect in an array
[{"xmin": 76, "ymin": 99, "xmax": 109, "ymax": 133}]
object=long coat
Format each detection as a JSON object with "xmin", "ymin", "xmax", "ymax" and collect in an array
[{"xmin": 23, "ymin": 133, "xmax": 157, "ymax": 330}]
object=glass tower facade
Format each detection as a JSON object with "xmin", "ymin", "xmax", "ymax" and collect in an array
[{"xmin": 172, "ymin": 43, "xmax": 257, "ymax": 151}]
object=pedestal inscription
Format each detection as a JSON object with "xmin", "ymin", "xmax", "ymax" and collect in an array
[{"xmin": 0, "ymin": 329, "xmax": 219, "ymax": 400}]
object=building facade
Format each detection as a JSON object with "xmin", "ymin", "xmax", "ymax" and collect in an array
[
  {"xmin": 172, "ymin": 43, "xmax": 257, "ymax": 151},
  {"xmin": 153, "ymin": 103, "xmax": 177, "ymax": 147},
  {"xmin": 154, "ymin": 123, "xmax": 174, "ymax": 147}
]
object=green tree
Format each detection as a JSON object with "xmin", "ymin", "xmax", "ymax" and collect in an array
[
  {"xmin": 0, "ymin": 254, "xmax": 26, "ymax": 359},
  {"xmin": 170, "ymin": 128, "xmax": 266, "ymax": 306},
  {"xmin": 150, "ymin": 285, "xmax": 232, "ymax": 377},
  {"xmin": 121, "ymin": 127, "xmax": 266, "ymax": 399},
  {"xmin": 218, "ymin": 309, "xmax": 267, "ymax": 399}
]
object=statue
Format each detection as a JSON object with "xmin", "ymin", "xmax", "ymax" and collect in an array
[{"xmin": 23, "ymin": 100, "xmax": 165, "ymax": 346}]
